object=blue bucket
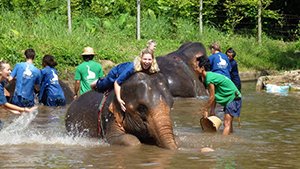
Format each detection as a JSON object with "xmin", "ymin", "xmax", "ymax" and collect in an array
[{"xmin": 265, "ymin": 84, "xmax": 290, "ymax": 94}]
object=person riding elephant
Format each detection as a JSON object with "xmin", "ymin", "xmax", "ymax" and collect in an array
[
  {"xmin": 90, "ymin": 48, "xmax": 159, "ymax": 112},
  {"xmin": 65, "ymin": 72, "xmax": 177, "ymax": 149},
  {"xmin": 157, "ymin": 42, "xmax": 208, "ymax": 97}
]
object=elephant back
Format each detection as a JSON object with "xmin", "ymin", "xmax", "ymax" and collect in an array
[{"xmin": 65, "ymin": 91, "xmax": 104, "ymax": 137}]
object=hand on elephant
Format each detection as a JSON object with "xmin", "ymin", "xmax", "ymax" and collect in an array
[{"xmin": 118, "ymin": 98, "xmax": 126, "ymax": 112}]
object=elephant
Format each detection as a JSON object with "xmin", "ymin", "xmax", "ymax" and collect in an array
[
  {"xmin": 65, "ymin": 72, "xmax": 178, "ymax": 150},
  {"xmin": 157, "ymin": 42, "xmax": 208, "ymax": 97}
]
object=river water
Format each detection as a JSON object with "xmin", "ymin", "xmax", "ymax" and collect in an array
[{"xmin": 0, "ymin": 82, "xmax": 299, "ymax": 168}]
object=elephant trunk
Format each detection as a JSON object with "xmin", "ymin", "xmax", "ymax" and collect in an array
[{"xmin": 149, "ymin": 100, "xmax": 178, "ymax": 150}]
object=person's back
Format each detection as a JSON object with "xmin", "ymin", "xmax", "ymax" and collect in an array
[
  {"xmin": 10, "ymin": 48, "xmax": 41, "ymax": 107},
  {"xmin": 39, "ymin": 55, "xmax": 65, "ymax": 106},
  {"xmin": 74, "ymin": 47, "xmax": 104, "ymax": 97},
  {"xmin": 40, "ymin": 66, "xmax": 65, "ymax": 103},
  {"xmin": 204, "ymin": 71, "xmax": 241, "ymax": 106},
  {"xmin": 208, "ymin": 42, "xmax": 231, "ymax": 79}
]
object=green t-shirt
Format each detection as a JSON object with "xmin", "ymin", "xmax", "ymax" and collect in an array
[
  {"xmin": 204, "ymin": 71, "xmax": 241, "ymax": 106},
  {"xmin": 75, "ymin": 60, "xmax": 104, "ymax": 95}
]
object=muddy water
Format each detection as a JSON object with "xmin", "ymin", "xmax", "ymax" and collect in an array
[{"xmin": 0, "ymin": 82, "xmax": 300, "ymax": 168}]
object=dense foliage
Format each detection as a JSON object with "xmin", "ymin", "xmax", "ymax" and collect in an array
[
  {"xmin": 1, "ymin": 0, "xmax": 299, "ymax": 39},
  {"xmin": 0, "ymin": 1, "xmax": 299, "ymax": 78}
]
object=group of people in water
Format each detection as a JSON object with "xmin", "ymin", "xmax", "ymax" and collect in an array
[
  {"xmin": 0, "ymin": 40, "xmax": 241, "ymax": 135},
  {"xmin": 0, "ymin": 49, "xmax": 66, "ymax": 116},
  {"xmin": 197, "ymin": 42, "xmax": 242, "ymax": 135}
]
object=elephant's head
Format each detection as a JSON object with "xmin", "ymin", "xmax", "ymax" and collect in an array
[
  {"xmin": 157, "ymin": 42, "xmax": 208, "ymax": 97},
  {"xmin": 65, "ymin": 72, "xmax": 177, "ymax": 150},
  {"xmin": 107, "ymin": 72, "xmax": 177, "ymax": 149}
]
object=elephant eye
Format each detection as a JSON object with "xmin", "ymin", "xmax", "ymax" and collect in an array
[{"xmin": 137, "ymin": 104, "xmax": 148, "ymax": 121}]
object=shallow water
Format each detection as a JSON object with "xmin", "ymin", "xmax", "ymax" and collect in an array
[{"xmin": 0, "ymin": 82, "xmax": 300, "ymax": 168}]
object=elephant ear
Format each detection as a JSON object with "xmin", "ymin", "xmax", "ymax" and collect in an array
[{"xmin": 108, "ymin": 102, "xmax": 124, "ymax": 127}]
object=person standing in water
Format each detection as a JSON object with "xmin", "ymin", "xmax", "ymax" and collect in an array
[
  {"xmin": 74, "ymin": 47, "xmax": 104, "ymax": 99},
  {"xmin": 226, "ymin": 48, "xmax": 241, "ymax": 91},
  {"xmin": 39, "ymin": 55, "xmax": 66, "ymax": 106},
  {"xmin": 208, "ymin": 42, "xmax": 231, "ymax": 79},
  {"xmin": 195, "ymin": 56, "xmax": 242, "ymax": 135},
  {"xmin": 9, "ymin": 48, "xmax": 41, "ymax": 108},
  {"xmin": 0, "ymin": 61, "xmax": 37, "ymax": 114}
]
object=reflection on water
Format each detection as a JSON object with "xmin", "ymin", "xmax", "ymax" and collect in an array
[{"xmin": 0, "ymin": 81, "xmax": 300, "ymax": 168}]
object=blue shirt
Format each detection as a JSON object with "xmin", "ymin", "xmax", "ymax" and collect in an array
[
  {"xmin": 230, "ymin": 59, "xmax": 241, "ymax": 91},
  {"xmin": 208, "ymin": 52, "xmax": 231, "ymax": 79},
  {"xmin": 95, "ymin": 62, "xmax": 134, "ymax": 92},
  {"xmin": 109, "ymin": 62, "xmax": 135, "ymax": 85},
  {"xmin": 10, "ymin": 62, "xmax": 41, "ymax": 100},
  {"xmin": 39, "ymin": 66, "xmax": 65, "ymax": 102},
  {"xmin": 0, "ymin": 81, "xmax": 7, "ymax": 105}
]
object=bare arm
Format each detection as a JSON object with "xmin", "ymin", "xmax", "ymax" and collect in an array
[
  {"xmin": 74, "ymin": 80, "xmax": 80, "ymax": 99},
  {"xmin": 3, "ymin": 103, "xmax": 37, "ymax": 114},
  {"xmin": 8, "ymin": 76, "xmax": 13, "ymax": 82},
  {"xmin": 203, "ymin": 83, "xmax": 216, "ymax": 118},
  {"xmin": 114, "ymin": 81, "xmax": 126, "ymax": 112}
]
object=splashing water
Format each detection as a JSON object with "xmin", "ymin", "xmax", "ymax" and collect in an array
[
  {"xmin": 1, "ymin": 110, "xmax": 38, "ymax": 134},
  {"xmin": 0, "ymin": 108, "xmax": 108, "ymax": 147}
]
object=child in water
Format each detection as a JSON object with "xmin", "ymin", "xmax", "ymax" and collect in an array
[
  {"xmin": 39, "ymin": 55, "xmax": 66, "ymax": 106},
  {"xmin": 0, "ymin": 61, "xmax": 37, "ymax": 114}
]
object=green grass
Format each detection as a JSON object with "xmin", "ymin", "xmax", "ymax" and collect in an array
[{"xmin": 0, "ymin": 10, "xmax": 299, "ymax": 79}]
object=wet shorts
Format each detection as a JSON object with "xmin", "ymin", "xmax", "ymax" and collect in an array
[
  {"xmin": 224, "ymin": 98, "xmax": 242, "ymax": 117},
  {"xmin": 11, "ymin": 95, "xmax": 35, "ymax": 107}
]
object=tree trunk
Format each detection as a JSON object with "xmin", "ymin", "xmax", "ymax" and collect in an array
[
  {"xmin": 199, "ymin": 0, "xmax": 203, "ymax": 35},
  {"xmin": 258, "ymin": 0, "xmax": 262, "ymax": 45},
  {"xmin": 136, "ymin": 0, "xmax": 141, "ymax": 40}
]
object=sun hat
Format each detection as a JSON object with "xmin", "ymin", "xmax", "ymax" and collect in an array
[
  {"xmin": 200, "ymin": 115, "xmax": 222, "ymax": 132},
  {"xmin": 81, "ymin": 46, "xmax": 96, "ymax": 56}
]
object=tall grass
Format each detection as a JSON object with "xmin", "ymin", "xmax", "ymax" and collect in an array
[{"xmin": 0, "ymin": 10, "xmax": 299, "ymax": 78}]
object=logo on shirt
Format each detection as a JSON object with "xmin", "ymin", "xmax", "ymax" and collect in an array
[
  {"xmin": 217, "ymin": 55, "xmax": 228, "ymax": 69},
  {"xmin": 86, "ymin": 65, "xmax": 96, "ymax": 80},
  {"xmin": 23, "ymin": 64, "xmax": 33, "ymax": 78},
  {"xmin": 50, "ymin": 70, "xmax": 59, "ymax": 84}
]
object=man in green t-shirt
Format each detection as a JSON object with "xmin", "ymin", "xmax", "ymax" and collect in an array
[
  {"xmin": 195, "ymin": 56, "xmax": 242, "ymax": 135},
  {"xmin": 74, "ymin": 47, "xmax": 104, "ymax": 99}
]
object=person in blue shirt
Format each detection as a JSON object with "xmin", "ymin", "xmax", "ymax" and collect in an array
[
  {"xmin": 208, "ymin": 42, "xmax": 231, "ymax": 79},
  {"xmin": 226, "ymin": 48, "xmax": 241, "ymax": 91},
  {"xmin": 90, "ymin": 48, "xmax": 160, "ymax": 111},
  {"xmin": 0, "ymin": 61, "xmax": 37, "ymax": 114},
  {"xmin": 39, "ymin": 55, "xmax": 66, "ymax": 107},
  {"xmin": 9, "ymin": 48, "xmax": 41, "ymax": 107}
]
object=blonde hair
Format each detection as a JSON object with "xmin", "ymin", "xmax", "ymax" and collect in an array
[
  {"xmin": 133, "ymin": 48, "xmax": 160, "ymax": 73},
  {"xmin": 0, "ymin": 61, "xmax": 8, "ymax": 71},
  {"xmin": 147, "ymin": 39, "xmax": 156, "ymax": 47}
]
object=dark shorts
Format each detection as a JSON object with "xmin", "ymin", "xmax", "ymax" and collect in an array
[
  {"xmin": 44, "ymin": 97, "xmax": 66, "ymax": 107},
  {"xmin": 11, "ymin": 95, "xmax": 35, "ymax": 107},
  {"xmin": 224, "ymin": 98, "xmax": 242, "ymax": 117}
]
